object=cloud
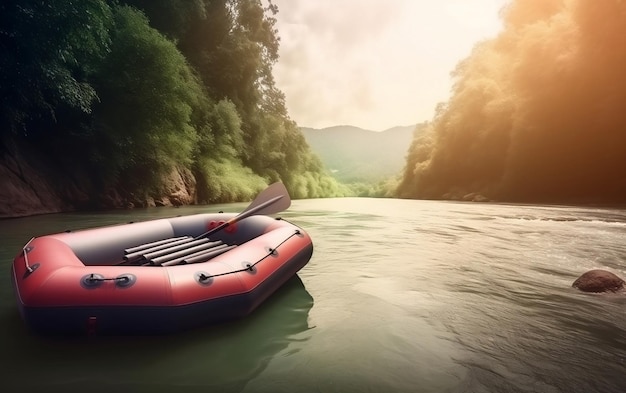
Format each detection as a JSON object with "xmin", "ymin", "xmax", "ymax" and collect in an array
[
  {"xmin": 397, "ymin": 0, "xmax": 626, "ymax": 204},
  {"xmin": 271, "ymin": 0, "xmax": 505, "ymax": 130}
]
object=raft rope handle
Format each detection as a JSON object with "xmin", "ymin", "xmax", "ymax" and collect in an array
[
  {"xmin": 22, "ymin": 237, "xmax": 35, "ymax": 273},
  {"xmin": 198, "ymin": 230, "xmax": 301, "ymax": 282},
  {"xmin": 85, "ymin": 274, "xmax": 131, "ymax": 283}
]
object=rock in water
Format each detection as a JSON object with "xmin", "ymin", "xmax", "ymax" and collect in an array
[{"xmin": 572, "ymin": 269, "xmax": 625, "ymax": 293}]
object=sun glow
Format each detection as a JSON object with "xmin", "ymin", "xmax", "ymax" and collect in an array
[{"xmin": 270, "ymin": 0, "xmax": 507, "ymax": 131}]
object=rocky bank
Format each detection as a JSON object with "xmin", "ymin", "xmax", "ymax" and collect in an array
[{"xmin": 0, "ymin": 142, "xmax": 196, "ymax": 218}]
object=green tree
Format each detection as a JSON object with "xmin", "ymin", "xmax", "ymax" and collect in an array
[
  {"xmin": 107, "ymin": 1, "xmax": 349, "ymax": 200},
  {"xmin": 119, "ymin": 0, "xmax": 206, "ymax": 40},
  {"xmin": 0, "ymin": 0, "xmax": 112, "ymax": 137},
  {"xmin": 88, "ymin": 5, "xmax": 203, "ymax": 194},
  {"xmin": 193, "ymin": 98, "xmax": 269, "ymax": 203}
]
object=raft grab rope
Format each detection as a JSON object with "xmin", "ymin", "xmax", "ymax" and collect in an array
[
  {"xmin": 195, "ymin": 230, "xmax": 301, "ymax": 283},
  {"xmin": 21, "ymin": 237, "xmax": 40, "ymax": 277}
]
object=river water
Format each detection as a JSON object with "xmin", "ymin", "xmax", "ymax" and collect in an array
[{"xmin": 1, "ymin": 197, "xmax": 625, "ymax": 393}]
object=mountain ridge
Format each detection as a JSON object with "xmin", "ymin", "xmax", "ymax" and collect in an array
[{"xmin": 301, "ymin": 124, "xmax": 424, "ymax": 184}]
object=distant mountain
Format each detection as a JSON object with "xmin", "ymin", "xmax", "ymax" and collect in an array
[{"xmin": 301, "ymin": 124, "xmax": 423, "ymax": 183}]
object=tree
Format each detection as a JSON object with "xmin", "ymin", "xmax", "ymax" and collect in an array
[
  {"xmin": 88, "ymin": 5, "xmax": 203, "ymax": 194},
  {"xmin": 0, "ymin": 0, "xmax": 112, "ymax": 138}
]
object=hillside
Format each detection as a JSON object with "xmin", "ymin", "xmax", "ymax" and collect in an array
[{"xmin": 301, "ymin": 124, "xmax": 422, "ymax": 183}]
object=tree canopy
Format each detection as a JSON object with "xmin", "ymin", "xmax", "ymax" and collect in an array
[
  {"xmin": 0, "ymin": 0, "xmax": 112, "ymax": 135},
  {"xmin": 0, "ymin": 0, "xmax": 349, "ymax": 206}
]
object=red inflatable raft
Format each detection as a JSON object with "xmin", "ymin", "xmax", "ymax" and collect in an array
[{"xmin": 10, "ymin": 183, "xmax": 313, "ymax": 335}]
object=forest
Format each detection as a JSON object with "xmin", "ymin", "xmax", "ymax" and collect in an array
[
  {"xmin": 396, "ymin": 0, "xmax": 626, "ymax": 205},
  {"xmin": 0, "ymin": 0, "xmax": 350, "ymax": 212}
]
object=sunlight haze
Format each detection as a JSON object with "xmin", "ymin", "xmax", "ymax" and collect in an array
[
  {"xmin": 397, "ymin": 0, "xmax": 626, "ymax": 204},
  {"xmin": 271, "ymin": 0, "xmax": 508, "ymax": 131}
]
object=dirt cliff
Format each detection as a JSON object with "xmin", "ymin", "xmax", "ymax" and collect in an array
[{"xmin": 0, "ymin": 140, "xmax": 196, "ymax": 218}]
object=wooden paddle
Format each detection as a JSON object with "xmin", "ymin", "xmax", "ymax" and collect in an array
[{"xmin": 193, "ymin": 182, "xmax": 291, "ymax": 240}]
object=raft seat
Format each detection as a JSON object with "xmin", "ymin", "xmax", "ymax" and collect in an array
[{"xmin": 122, "ymin": 236, "xmax": 236, "ymax": 266}]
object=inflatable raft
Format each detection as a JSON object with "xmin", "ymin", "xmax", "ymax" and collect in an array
[{"xmin": 10, "ymin": 183, "xmax": 313, "ymax": 335}]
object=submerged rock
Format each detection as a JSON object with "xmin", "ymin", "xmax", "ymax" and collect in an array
[
  {"xmin": 572, "ymin": 269, "xmax": 625, "ymax": 293},
  {"xmin": 462, "ymin": 192, "xmax": 491, "ymax": 202}
]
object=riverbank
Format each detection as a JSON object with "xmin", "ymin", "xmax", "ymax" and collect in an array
[{"xmin": 0, "ymin": 140, "xmax": 196, "ymax": 218}]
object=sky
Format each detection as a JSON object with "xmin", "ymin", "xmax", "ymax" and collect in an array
[{"xmin": 270, "ymin": 0, "xmax": 509, "ymax": 131}]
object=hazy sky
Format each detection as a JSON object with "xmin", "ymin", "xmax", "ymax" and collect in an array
[{"xmin": 270, "ymin": 0, "xmax": 508, "ymax": 131}]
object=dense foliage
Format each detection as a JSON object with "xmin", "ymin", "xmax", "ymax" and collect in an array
[
  {"xmin": 0, "ymin": 0, "xmax": 348, "ymax": 206},
  {"xmin": 0, "ymin": 0, "xmax": 112, "ymax": 135},
  {"xmin": 396, "ymin": 0, "xmax": 626, "ymax": 204}
]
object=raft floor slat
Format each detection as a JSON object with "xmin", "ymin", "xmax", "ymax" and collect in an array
[
  {"xmin": 124, "ymin": 237, "xmax": 195, "ymax": 262},
  {"xmin": 142, "ymin": 238, "xmax": 211, "ymax": 261},
  {"xmin": 161, "ymin": 244, "xmax": 237, "ymax": 266},
  {"xmin": 149, "ymin": 241, "xmax": 224, "ymax": 265},
  {"xmin": 124, "ymin": 236, "xmax": 191, "ymax": 255},
  {"xmin": 122, "ymin": 234, "xmax": 239, "ymax": 267}
]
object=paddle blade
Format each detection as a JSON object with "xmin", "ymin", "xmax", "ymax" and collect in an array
[
  {"xmin": 241, "ymin": 182, "xmax": 291, "ymax": 217},
  {"xmin": 194, "ymin": 182, "xmax": 292, "ymax": 240}
]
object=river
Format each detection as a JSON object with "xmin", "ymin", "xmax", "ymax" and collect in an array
[{"xmin": 1, "ymin": 197, "xmax": 625, "ymax": 393}]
